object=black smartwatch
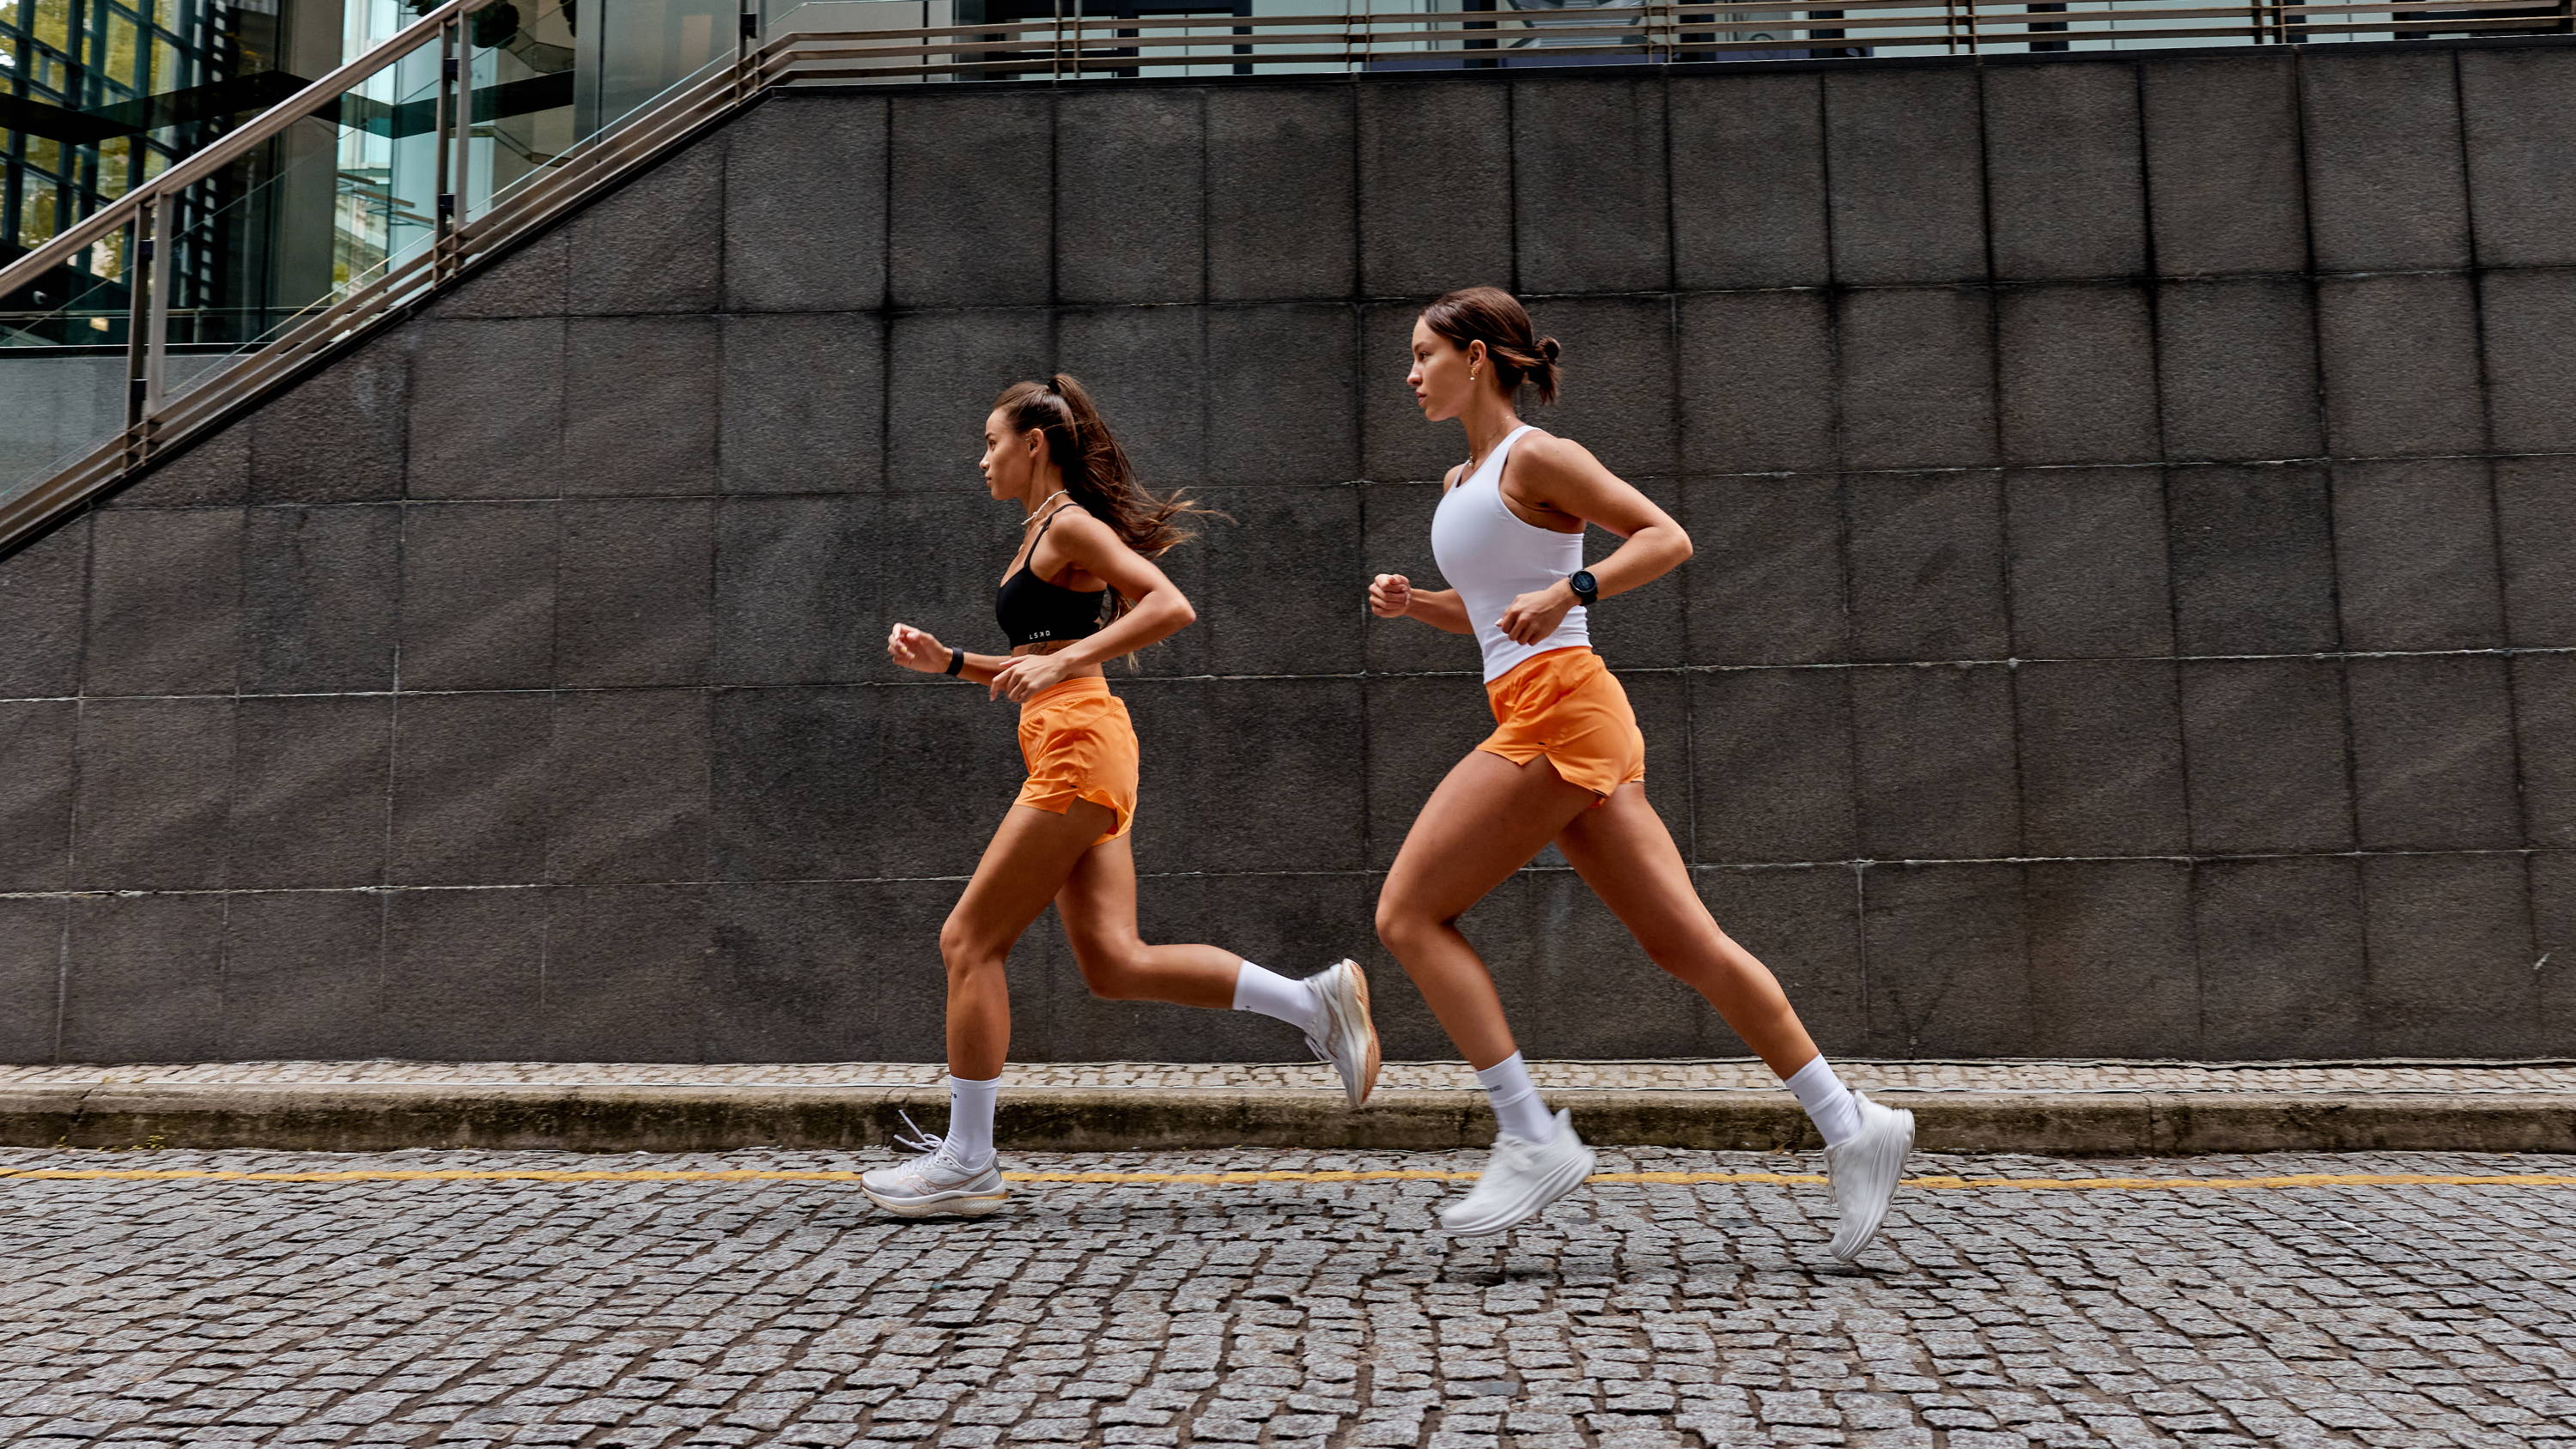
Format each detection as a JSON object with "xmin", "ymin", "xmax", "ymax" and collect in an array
[
  {"xmin": 1568, "ymin": 569, "xmax": 1599, "ymax": 608},
  {"xmin": 945, "ymin": 646, "xmax": 967, "ymax": 676}
]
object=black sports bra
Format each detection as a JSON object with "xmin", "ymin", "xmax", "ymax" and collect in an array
[{"xmin": 996, "ymin": 506, "xmax": 1109, "ymax": 647}]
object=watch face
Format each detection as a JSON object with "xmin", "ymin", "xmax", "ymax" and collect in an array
[{"xmin": 1571, "ymin": 570, "xmax": 1597, "ymax": 598}]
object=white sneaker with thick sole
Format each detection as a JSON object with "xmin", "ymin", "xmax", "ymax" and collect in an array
[
  {"xmin": 861, "ymin": 1121, "xmax": 1008, "ymax": 1218},
  {"xmin": 1825, "ymin": 1092, "xmax": 1915, "ymax": 1261},
  {"xmin": 1437, "ymin": 1108, "xmax": 1595, "ymax": 1237},
  {"xmin": 1303, "ymin": 958, "xmax": 1382, "ymax": 1108}
]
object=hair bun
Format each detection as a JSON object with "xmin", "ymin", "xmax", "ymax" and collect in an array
[{"xmin": 1538, "ymin": 336, "xmax": 1562, "ymax": 362}]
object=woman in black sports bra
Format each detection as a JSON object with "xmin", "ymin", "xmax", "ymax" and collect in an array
[{"xmin": 867, "ymin": 374, "xmax": 1380, "ymax": 1220}]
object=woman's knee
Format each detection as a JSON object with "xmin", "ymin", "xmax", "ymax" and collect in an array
[
  {"xmin": 939, "ymin": 915, "xmax": 1007, "ymax": 977},
  {"xmin": 1071, "ymin": 937, "xmax": 1149, "ymax": 999},
  {"xmin": 1373, "ymin": 898, "xmax": 1451, "ymax": 959}
]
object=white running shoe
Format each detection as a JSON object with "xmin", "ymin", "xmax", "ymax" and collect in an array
[
  {"xmin": 861, "ymin": 1115, "xmax": 1008, "ymax": 1218},
  {"xmin": 1437, "ymin": 1108, "xmax": 1595, "ymax": 1237},
  {"xmin": 1825, "ymin": 1092, "xmax": 1915, "ymax": 1261},
  {"xmin": 1303, "ymin": 958, "xmax": 1382, "ymax": 1108}
]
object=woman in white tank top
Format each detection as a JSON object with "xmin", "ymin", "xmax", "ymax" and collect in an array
[{"xmin": 1368, "ymin": 288, "xmax": 1916, "ymax": 1251}]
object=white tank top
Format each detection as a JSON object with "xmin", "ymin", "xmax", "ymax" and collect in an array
[{"xmin": 1430, "ymin": 423, "xmax": 1590, "ymax": 682}]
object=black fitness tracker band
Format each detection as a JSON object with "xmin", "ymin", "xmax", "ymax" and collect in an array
[
  {"xmin": 1569, "ymin": 569, "xmax": 1599, "ymax": 608},
  {"xmin": 945, "ymin": 646, "xmax": 967, "ymax": 676}
]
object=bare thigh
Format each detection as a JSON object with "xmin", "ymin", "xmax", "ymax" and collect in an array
[
  {"xmin": 945, "ymin": 800, "xmax": 1119, "ymax": 955},
  {"xmin": 1379, "ymin": 749, "xmax": 1598, "ymax": 928}
]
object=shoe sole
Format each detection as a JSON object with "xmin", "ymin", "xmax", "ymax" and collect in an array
[
  {"xmin": 1340, "ymin": 961, "xmax": 1382, "ymax": 1109},
  {"xmin": 1439, "ymin": 1144, "xmax": 1596, "ymax": 1238},
  {"xmin": 1829, "ymin": 1111, "xmax": 1915, "ymax": 1261},
  {"xmin": 860, "ymin": 1186, "xmax": 1010, "ymax": 1219}
]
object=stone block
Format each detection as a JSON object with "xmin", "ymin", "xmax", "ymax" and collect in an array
[
  {"xmin": 884, "ymin": 307, "xmax": 1054, "ymax": 488},
  {"xmin": 555, "ymin": 498, "xmax": 714, "ymax": 687},
  {"xmin": 1669, "ymin": 72, "xmax": 1830, "ymax": 289},
  {"xmin": 0, "ymin": 701, "xmax": 74, "ymax": 891},
  {"xmin": 2016, "ymin": 658, "xmax": 2186, "ymax": 857},
  {"xmin": 2027, "ymin": 859, "xmax": 2196, "ymax": 1058},
  {"xmin": 2153, "ymin": 278, "xmax": 2321, "ymax": 462},
  {"xmin": 381, "ymin": 888, "xmax": 549, "ymax": 1059},
  {"xmin": 1364, "ymin": 672, "xmax": 1510, "ymax": 871},
  {"xmin": 564, "ymin": 137, "xmax": 725, "ymax": 315},
  {"xmin": 239, "ymin": 505, "xmax": 400, "ymax": 694},
  {"xmin": 890, "ymin": 92, "xmax": 1053, "ymax": 307},
  {"xmin": 221, "ymin": 892, "xmax": 385, "ymax": 1060},
  {"xmin": 0, "ymin": 515, "xmax": 87, "ymax": 698},
  {"xmin": 1359, "ymin": 479, "xmax": 1468, "ymax": 676},
  {"xmin": 2179, "ymin": 659, "xmax": 2353, "ymax": 855},
  {"xmin": 398, "ymin": 500, "xmax": 556, "ymax": 690},
  {"xmin": 1996, "ymin": 285, "xmax": 2159, "ymax": 466},
  {"xmin": 60, "ymin": 894, "xmax": 224, "ymax": 1062},
  {"xmin": 720, "ymin": 311, "xmax": 886, "ymax": 494},
  {"xmin": 2460, "ymin": 48, "xmax": 2576, "ymax": 268},
  {"xmin": 1823, "ymin": 69, "xmax": 1986, "ymax": 286},
  {"xmin": 1360, "ymin": 298, "xmax": 1457, "ymax": 485},
  {"xmin": 1614, "ymin": 670, "xmax": 1696, "ymax": 852},
  {"xmin": 705, "ymin": 879, "xmax": 953, "ymax": 1061},
  {"xmin": 390, "ymin": 691, "xmax": 555, "ymax": 887},
  {"xmin": 2347, "ymin": 655, "xmax": 2519, "ymax": 852},
  {"xmin": 2329, "ymin": 458, "xmax": 2504, "ymax": 652},
  {"xmin": 713, "ymin": 494, "xmax": 878, "ymax": 686},
  {"xmin": 546, "ymin": 885, "xmax": 709, "ymax": 1061},
  {"xmin": 1206, "ymin": 305, "xmax": 1356, "ymax": 483},
  {"xmin": 2516, "ymin": 654, "xmax": 2576, "ymax": 850},
  {"xmin": 2479, "ymin": 268, "xmax": 2576, "ymax": 453},
  {"xmin": 1206, "ymin": 87, "xmax": 1355, "ymax": 302},
  {"xmin": 1844, "ymin": 471, "xmax": 2008, "ymax": 662},
  {"xmin": 249, "ymin": 336, "xmax": 411, "ymax": 504},
  {"xmin": 2361, "ymin": 854, "xmax": 2543, "ymax": 1056},
  {"xmin": 70, "ymin": 697, "xmax": 234, "ymax": 892},
  {"xmin": 115, "ymin": 423, "xmax": 248, "ymax": 507},
  {"xmin": 0, "ymin": 898, "xmax": 63, "ymax": 1060},
  {"xmin": 1678, "ymin": 290, "xmax": 1833, "ymax": 476},
  {"xmin": 228, "ymin": 695, "xmax": 392, "ymax": 890},
  {"xmin": 1696, "ymin": 864, "xmax": 1865, "ymax": 1054},
  {"xmin": 1128, "ymin": 676, "xmax": 1369, "ymax": 876},
  {"xmin": 2496, "ymin": 456, "xmax": 2576, "ymax": 648},
  {"xmin": 2005, "ymin": 468, "xmax": 2171, "ymax": 658},
  {"xmin": 2300, "ymin": 51, "xmax": 2472, "ymax": 272},
  {"xmin": 562, "ymin": 315, "xmax": 720, "ymax": 495},
  {"xmin": 1836, "ymin": 288, "xmax": 1997, "ymax": 472},
  {"xmin": 85, "ymin": 506, "xmax": 240, "ymax": 696},
  {"xmin": 725, "ymin": 93, "xmax": 887, "ymax": 312},
  {"xmin": 1057, "ymin": 89, "xmax": 1205, "ymax": 306},
  {"xmin": 1682, "ymin": 476, "xmax": 1847, "ymax": 666},
  {"xmin": 2194, "ymin": 857, "xmax": 2366, "ymax": 1058},
  {"xmin": 1859, "ymin": 862, "xmax": 2030, "ymax": 1057},
  {"xmin": 2317, "ymin": 273, "xmax": 2487, "ymax": 458},
  {"xmin": 1850, "ymin": 664, "xmax": 2019, "ymax": 861},
  {"xmin": 1688, "ymin": 667, "xmax": 1856, "ymax": 864},
  {"xmin": 1176, "ymin": 484, "xmax": 1364, "ymax": 678},
  {"xmin": 2166, "ymin": 464, "xmax": 2337, "ymax": 654},
  {"xmin": 1061, "ymin": 305, "xmax": 1207, "ymax": 490},
  {"xmin": 1580, "ymin": 479, "xmax": 1687, "ymax": 670},
  {"xmin": 2537, "ymin": 853, "xmax": 2576, "ymax": 1046},
  {"xmin": 433, "ymin": 229, "xmax": 568, "ymax": 318},
  {"xmin": 711, "ymin": 683, "xmax": 1013, "ymax": 884},
  {"xmin": 405, "ymin": 316, "xmax": 566, "ymax": 500},
  {"xmin": 1460, "ymin": 869, "xmax": 1715, "ymax": 1061},
  {"xmin": 1358, "ymin": 82, "xmax": 1511, "ymax": 298},
  {"xmin": 548, "ymin": 688, "xmax": 711, "ymax": 884},
  {"xmin": 2142, "ymin": 55, "xmax": 2307, "ymax": 276},
  {"xmin": 1983, "ymin": 61, "xmax": 2148, "ymax": 281},
  {"xmin": 1515, "ymin": 78, "xmax": 1668, "ymax": 294}
]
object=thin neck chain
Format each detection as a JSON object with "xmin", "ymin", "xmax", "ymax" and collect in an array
[{"xmin": 1023, "ymin": 488, "xmax": 1069, "ymax": 525}]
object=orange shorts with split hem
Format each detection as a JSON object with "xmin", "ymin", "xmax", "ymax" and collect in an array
[
  {"xmin": 1015, "ymin": 676, "xmax": 1139, "ymax": 847},
  {"xmin": 1478, "ymin": 646, "xmax": 1646, "ymax": 805}
]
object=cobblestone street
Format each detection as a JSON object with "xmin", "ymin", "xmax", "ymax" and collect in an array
[{"xmin": 3, "ymin": 1146, "xmax": 2572, "ymax": 1448}]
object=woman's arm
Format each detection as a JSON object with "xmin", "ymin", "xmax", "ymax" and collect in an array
[
  {"xmin": 887, "ymin": 623, "xmax": 1011, "ymax": 684},
  {"xmin": 986, "ymin": 512, "xmax": 1196, "ymax": 700},
  {"xmin": 1492, "ymin": 434, "xmax": 1692, "ymax": 646},
  {"xmin": 1369, "ymin": 574, "xmax": 1473, "ymax": 634}
]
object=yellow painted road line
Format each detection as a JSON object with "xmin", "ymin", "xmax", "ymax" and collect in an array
[{"xmin": 0, "ymin": 1167, "xmax": 2570, "ymax": 1189}]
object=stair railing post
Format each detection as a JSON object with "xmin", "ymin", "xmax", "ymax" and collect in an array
[
  {"xmin": 453, "ymin": 12, "xmax": 477, "ymax": 261},
  {"xmin": 120, "ymin": 198, "xmax": 154, "ymax": 469},
  {"xmin": 433, "ymin": 19, "xmax": 458, "ymax": 282},
  {"xmin": 144, "ymin": 191, "xmax": 173, "ymax": 424}
]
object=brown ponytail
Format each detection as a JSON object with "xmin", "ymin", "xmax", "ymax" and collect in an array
[
  {"xmin": 993, "ymin": 373, "xmax": 1219, "ymax": 626},
  {"xmin": 1420, "ymin": 285, "xmax": 1564, "ymax": 405}
]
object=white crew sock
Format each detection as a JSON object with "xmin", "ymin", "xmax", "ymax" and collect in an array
[
  {"xmin": 1476, "ymin": 1052, "xmax": 1556, "ymax": 1144},
  {"xmin": 1232, "ymin": 960, "xmax": 1323, "ymax": 1037},
  {"xmin": 1784, "ymin": 1055, "xmax": 1862, "ymax": 1149},
  {"xmin": 943, "ymin": 1073, "xmax": 1000, "ymax": 1165}
]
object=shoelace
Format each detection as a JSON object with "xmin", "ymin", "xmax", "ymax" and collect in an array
[{"xmin": 892, "ymin": 1108, "xmax": 945, "ymax": 1158}]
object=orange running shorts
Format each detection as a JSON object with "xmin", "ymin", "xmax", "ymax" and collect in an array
[
  {"xmin": 1477, "ymin": 646, "xmax": 1646, "ymax": 804},
  {"xmin": 1014, "ymin": 676, "xmax": 1139, "ymax": 846}
]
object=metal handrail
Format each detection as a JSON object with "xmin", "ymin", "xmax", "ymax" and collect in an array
[{"xmin": 0, "ymin": 0, "xmax": 499, "ymax": 302}]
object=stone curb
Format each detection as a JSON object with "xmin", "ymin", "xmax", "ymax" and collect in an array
[{"xmin": 3, "ymin": 1085, "xmax": 2573, "ymax": 1156}]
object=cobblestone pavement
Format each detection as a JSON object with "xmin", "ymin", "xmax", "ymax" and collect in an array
[
  {"xmin": 4, "ymin": 1146, "xmax": 2574, "ymax": 1447},
  {"xmin": 5, "ymin": 1059, "xmax": 2573, "ymax": 1095}
]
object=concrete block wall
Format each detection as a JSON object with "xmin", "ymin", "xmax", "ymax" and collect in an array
[{"xmin": 4, "ymin": 41, "xmax": 2574, "ymax": 1063}]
